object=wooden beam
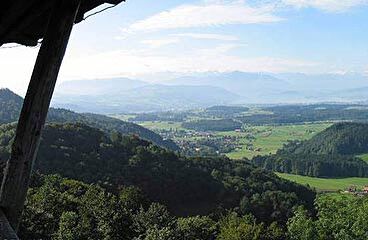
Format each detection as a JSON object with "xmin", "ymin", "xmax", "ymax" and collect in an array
[
  {"xmin": 0, "ymin": 0, "xmax": 81, "ymax": 231},
  {"xmin": 0, "ymin": 0, "xmax": 35, "ymax": 43},
  {"xmin": 0, "ymin": 0, "xmax": 55, "ymax": 46}
]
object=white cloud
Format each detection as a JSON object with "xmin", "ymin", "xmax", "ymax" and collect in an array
[
  {"xmin": 171, "ymin": 33, "xmax": 239, "ymax": 41},
  {"xmin": 364, "ymin": 68, "xmax": 368, "ymax": 76},
  {"xmin": 58, "ymin": 44, "xmax": 317, "ymax": 80},
  {"xmin": 282, "ymin": 0, "xmax": 368, "ymax": 12},
  {"xmin": 0, "ymin": 46, "xmax": 38, "ymax": 95},
  {"xmin": 141, "ymin": 38, "xmax": 180, "ymax": 48},
  {"xmin": 122, "ymin": 1, "xmax": 283, "ymax": 33}
]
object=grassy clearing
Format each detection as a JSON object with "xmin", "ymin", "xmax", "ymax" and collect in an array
[
  {"xmin": 138, "ymin": 121, "xmax": 185, "ymax": 131},
  {"xmin": 357, "ymin": 153, "xmax": 368, "ymax": 163},
  {"xmin": 277, "ymin": 172, "xmax": 368, "ymax": 192},
  {"xmin": 223, "ymin": 123, "xmax": 331, "ymax": 159},
  {"xmin": 318, "ymin": 192, "xmax": 357, "ymax": 200},
  {"xmin": 110, "ymin": 114, "xmax": 136, "ymax": 121},
  {"xmin": 128, "ymin": 119, "xmax": 330, "ymax": 160}
]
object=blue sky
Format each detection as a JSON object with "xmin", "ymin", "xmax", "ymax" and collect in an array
[{"xmin": 1, "ymin": 0, "xmax": 368, "ymax": 93}]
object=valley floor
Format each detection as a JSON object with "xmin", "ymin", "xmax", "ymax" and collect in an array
[
  {"xmin": 221, "ymin": 123, "xmax": 331, "ymax": 159},
  {"xmin": 115, "ymin": 106, "xmax": 368, "ymax": 195},
  {"xmin": 277, "ymin": 172, "xmax": 368, "ymax": 192}
]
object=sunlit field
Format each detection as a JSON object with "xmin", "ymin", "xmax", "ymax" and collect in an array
[
  {"xmin": 277, "ymin": 173, "xmax": 368, "ymax": 192},
  {"xmin": 223, "ymin": 123, "xmax": 331, "ymax": 159}
]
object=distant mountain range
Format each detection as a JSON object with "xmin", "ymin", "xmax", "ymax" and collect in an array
[
  {"xmin": 163, "ymin": 71, "xmax": 288, "ymax": 98},
  {"xmin": 53, "ymin": 79, "xmax": 239, "ymax": 113},
  {"xmin": 0, "ymin": 88, "xmax": 178, "ymax": 150},
  {"xmin": 56, "ymin": 78, "xmax": 147, "ymax": 95},
  {"xmin": 51, "ymin": 71, "xmax": 368, "ymax": 113}
]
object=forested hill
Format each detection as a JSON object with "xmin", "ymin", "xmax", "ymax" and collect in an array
[
  {"xmin": 47, "ymin": 109, "xmax": 178, "ymax": 150},
  {"xmin": 253, "ymin": 122, "xmax": 368, "ymax": 178},
  {"xmin": 0, "ymin": 123, "xmax": 315, "ymax": 224},
  {"xmin": 283, "ymin": 122, "xmax": 368, "ymax": 155},
  {"xmin": 0, "ymin": 88, "xmax": 178, "ymax": 150},
  {"xmin": 0, "ymin": 88, "xmax": 23, "ymax": 124}
]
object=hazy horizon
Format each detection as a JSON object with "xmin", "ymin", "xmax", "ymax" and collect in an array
[{"xmin": 1, "ymin": 0, "xmax": 368, "ymax": 96}]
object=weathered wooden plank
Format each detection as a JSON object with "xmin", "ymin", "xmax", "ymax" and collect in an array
[
  {"xmin": 0, "ymin": 0, "xmax": 81, "ymax": 231},
  {"xmin": 0, "ymin": 210, "xmax": 18, "ymax": 240}
]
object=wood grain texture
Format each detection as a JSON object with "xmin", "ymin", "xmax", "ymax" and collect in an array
[{"xmin": 0, "ymin": 0, "xmax": 81, "ymax": 231}]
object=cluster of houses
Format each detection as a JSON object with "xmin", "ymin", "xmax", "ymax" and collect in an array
[{"xmin": 345, "ymin": 185, "xmax": 368, "ymax": 196}]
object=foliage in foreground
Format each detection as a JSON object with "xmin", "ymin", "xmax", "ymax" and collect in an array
[
  {"xmin": 21, "ymin": 175, "xmax": 368, "ymax": 240},
  {"xmin": 287, "ymin": 194, "xmax": 368, "ymax": 240},
  {"xmin": 20, "ymin": 174, "xmax": 286, "ymax": 240},
  {"xmin": 0, "ymin": 123, "xmax": 315, "ymax": 223}
]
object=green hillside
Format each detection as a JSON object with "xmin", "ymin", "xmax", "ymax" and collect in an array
[
  {"xmin": 253, "ymin": 122, "xmax": 368, "ymax": 178},
  {"xmin": 48, "ymin": 109, "xmax": 178, "ymax": 150},
  {"xmin": 0, "ymin": 123, "xmax": 315, "ymax": 223},
  {"xmin": 290, "ymin": 122, "xmax": 368, "ymax": 155},
  {"xmin": 0, "ymin": 88, "xmax": 23, "ymax": 124},
  {"xmin": 277, "ymin": 173, "xmax": 368, "ymax": 192},
  {"xmin": 0, "ymin": 88, "xmax": 178, "ymax": 150}
]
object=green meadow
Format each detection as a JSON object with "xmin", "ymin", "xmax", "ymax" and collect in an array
[
  {"xmin": 223, "ymin": 123, "xmax": 331, "ymax": 159},
  {"xmin": 277, "ymin": 173, "xmax": 368, "ymax": 192},
  {"xmin": 138, "ymin": 121, "xmax": 185, "ymax": 131},
  {"xmin": 131, "ymin": 119, "xmax": 331, "ymax": 160}
]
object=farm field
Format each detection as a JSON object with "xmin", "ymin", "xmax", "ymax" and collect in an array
[
  {"xmin": 129, "ymin": 118, "xmax": 331, "ymax": 159},
  {"xmin": 277, "ymin": 173, "xmax": 368, "ymax": 192},
  {"xmin": 221, "ymin": 123, "xmax": 331, "ymax": 159},
  {"xmin": 109, "ymin": 114, "xmax": 136, "ymax": 121},
  {"xmin": 112, "ymin": 110, "xmax": 368, "ymax": 194}
]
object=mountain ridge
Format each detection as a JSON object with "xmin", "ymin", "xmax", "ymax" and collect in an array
[
  {"xmin": 51, "ymin": 72, "xmax": 368, "ymax": 113},
  {"xmin": 53, "ymin": 82, "xmax": 240, "ymax": 113},
  {"xmin": 0, "ymin": 88, "xmax": 178, "ymax": 150}
]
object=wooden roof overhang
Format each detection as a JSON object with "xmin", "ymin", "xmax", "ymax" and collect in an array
[
  {"xmin": 0, "ymin": 1, "xmax": 124, "ymax": 238},
  {"xmin": 0, "ymin": 0, "xmax": 124, "ymax": 46}
]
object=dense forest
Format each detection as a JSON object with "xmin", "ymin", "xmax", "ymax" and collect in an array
[
  {"xmin": 237, "ymin": 104, "xmax": 368, "ymax": 125},
  {"xmin": 18, "ymin": 174, "xmax": 368, "ymax": 239},
  {"xmin": 48, "ymin": 109, "xmax": 178, "ymax": 151},
  {"xmin": 253, "ymin": 153, "xmax": 368, "ymax": 178},
  {"xmin": 204, "ymin": 106, "xmax": 249, "ymax": 118},
  {"xmin": 281, "ymin": 122, "xmax": 368, "ymax": 155},
  {"xmin": 16, "ymin": 173, "xmax": 297, "ymax": 240},
  {"xmin": 182, "ymin": 119, "xmax": 242, "ymax": 132},
  {"xmin": 0, "ymin": 123, "xmax": 315, "ymax": 232},
  {"xmin": 253, "ymin": 123, "xmax": 368, "ymax": 177},
  {"xmin": 0, "ymin": 88, "xmax": 178, "ymax": 150},
  {"xmin": 287, "ymin": 194, "xmax": 368, "ymax": 240},
  {"xmin": 0, "ymin": 88, "xmax": 23, "ymax": 124}
]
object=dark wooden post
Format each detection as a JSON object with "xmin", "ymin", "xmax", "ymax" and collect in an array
[
  {"xmin": 0, "ymin": 209, "xmax": 18, "ymax": 239},
  {"xmin": 0, "ymin": 0, "xmax": 81, "ymax": 230}
]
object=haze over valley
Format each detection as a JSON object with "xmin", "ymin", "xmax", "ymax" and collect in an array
[{"xmin": 52, "ymin": 71, "xmax": 368, "ymax": 113}]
